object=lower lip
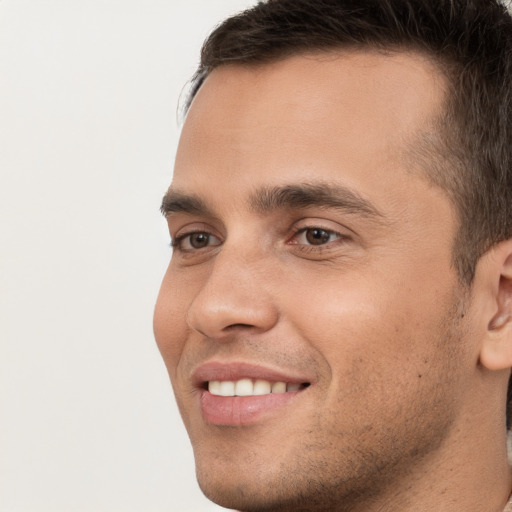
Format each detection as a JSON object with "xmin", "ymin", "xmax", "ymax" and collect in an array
[{"xmin": 200, "ymin": 390, "xmax": 300, "ymax": 426}]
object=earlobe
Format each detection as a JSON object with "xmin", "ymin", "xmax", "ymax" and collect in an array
[{"xmin": 480, "ymin": 247, "xmax": 512, "ymax": 371}]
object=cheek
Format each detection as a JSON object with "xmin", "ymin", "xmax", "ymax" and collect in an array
[
  {"xmin": 153, "ymin": 269, "xmax": 191, "ymax": 378},
  {"xmin": 281, "ymin": 264, "xmax": 459, "ymax": 380},
  {"xmin": 286, "ymin": 279, "xmax": 465, "ymax": 440}
]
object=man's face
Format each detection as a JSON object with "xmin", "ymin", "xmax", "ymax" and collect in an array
[{"xmin": 154, "ymin": 52, "xmax": 480, "ymax": 511}]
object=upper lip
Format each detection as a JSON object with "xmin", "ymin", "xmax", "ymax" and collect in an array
[{"xmin": 191, "ymin": 361, "xmax": 313, "ymax": 388}]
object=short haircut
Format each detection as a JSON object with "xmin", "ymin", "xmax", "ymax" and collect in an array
[{"xmin": 183, "ymin": 0, "xmax": 512, "ymax": 425}]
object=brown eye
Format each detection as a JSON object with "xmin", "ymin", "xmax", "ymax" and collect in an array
[
  {"xmin": 305, "ymin": 228, "xmax": 332, "ymax": 245},
  {"xmin": 189, "ymin": 233, "xmax": 210, "ymax": 249},
  {"xmin": 173, "ymin": 231, "xmax": 222, "ymax": 252},
  {"xmin": 289, "ymin": 226, "xmax": 343, "ymax": 248}
]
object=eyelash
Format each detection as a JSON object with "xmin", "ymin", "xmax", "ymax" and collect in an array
[
  {"xmin": 171, "ymin": 225, "xmax": 347, "ymax": 255},
  {"xmin": 170, "ymin": 231, "xmax": 220, "ymax": 251},
  {"xmin": 287, "ymin": 225, "xmax": 346, "ymax": 252}
]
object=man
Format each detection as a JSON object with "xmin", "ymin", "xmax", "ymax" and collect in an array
[{"xmin": 154, "ymin": 0, "xmax": 512, "ymax": 510}]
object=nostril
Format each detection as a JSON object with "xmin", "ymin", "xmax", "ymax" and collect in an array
[{"xmin": 225, "ymin": 323, "xmax": 256, "ymax": 330}]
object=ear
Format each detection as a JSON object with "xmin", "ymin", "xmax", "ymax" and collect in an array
[{"xmin": 479, "ymin": 239, "xmax": 512, "ymax": 371}]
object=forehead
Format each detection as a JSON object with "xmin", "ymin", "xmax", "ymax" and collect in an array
[{"xmin": 173, "ymin": 51, "xmax": 447, "ymax": 210}]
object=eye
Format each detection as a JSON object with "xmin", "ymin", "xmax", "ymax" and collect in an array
[
  {"xmin": 173, "ymin": 231, "xmax": 222, "ymax": 252},
  {"xmin": 291, "ymin": 227, "xmax": 342, "ymax": 246}
]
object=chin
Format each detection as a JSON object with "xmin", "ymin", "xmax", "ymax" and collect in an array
[
  {"xmin": 197, "ymin": 484, "xmax": 290, "ymax": 512},
  {"xmin": 195, "ymin": 458, "xmax": 287, "ymax": 512},
  {"xmin": 197, "ymin": 475, "xmax": 259, "ymax": 512},
  {"xmin": 194, "ymin": 452, "xmax": 348, "ymax": 512}
]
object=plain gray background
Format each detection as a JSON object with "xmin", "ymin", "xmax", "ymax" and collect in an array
[{"xmin": 0, "ymin": 1, "xmax": 255, "ymax": 510}]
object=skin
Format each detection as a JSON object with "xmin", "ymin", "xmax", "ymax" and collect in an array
[{"xmin": 154, "ymin": 52, "xmax": 512, "ymax": 511}]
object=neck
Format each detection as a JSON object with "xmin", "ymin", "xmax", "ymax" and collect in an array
[{"xmin": 354, "ymin": 416, "xmax": 511, "ymax": 512}]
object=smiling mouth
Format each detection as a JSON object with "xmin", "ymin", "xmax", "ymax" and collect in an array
[{"xmin": 206, "ymin": 379, "xmax": 310, "ymax": 397}]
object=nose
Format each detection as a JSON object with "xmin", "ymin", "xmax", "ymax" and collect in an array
[{"xmin": 186, "ymin": 249, "xmax": 279, "ymax": 339}]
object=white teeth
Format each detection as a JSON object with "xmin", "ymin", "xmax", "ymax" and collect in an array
[
  {"xmin": 271, "ymin": 381, "xmax": 287, "ymax": 394},
  {"xmin": 253, "ymin": 379, "xmax": 271, "ymax": 395},
  {"xmin": 208, "ymin": 379, "xmax": 302, "ymax": 397},
  {"xmin": 219, "ymin": 381, "xmax": 235, "ymax": 397},
  {"xmin": 234, "ymin": 378, "xmax": 253, "ymax": 396},
  {"xmin": 209, "ymin": 380, "xmax": 221, "ymax": 395}
]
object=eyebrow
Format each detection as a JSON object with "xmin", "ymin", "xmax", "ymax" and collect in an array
[
  {"xmin": 250, "ymin": 183, "xmax": 384, "ymax": 219},
  {"xmin": 161, "ymin": 182, "xmax": 384, "ymax": 220},
  {"xmin": 160, "ymin": 190, "xmax": 214, "ymax": 217}
]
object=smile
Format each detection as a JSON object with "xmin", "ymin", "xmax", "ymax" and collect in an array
[
  {"xmin": 207, "ymin": 379, "xmax": 307, "ymax": 396},
  {"xmin": 192, "ymin": 363, "xmax": 313, "ymax": 426}
]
